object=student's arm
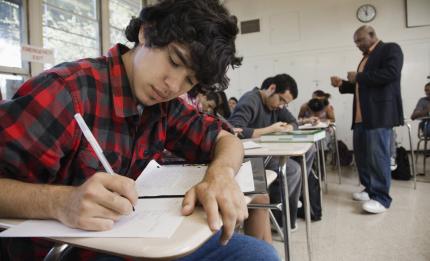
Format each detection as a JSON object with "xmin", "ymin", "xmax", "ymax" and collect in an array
[
  {"xmin": 251, "ymin": 122, "xmax": 293, "ymax": 138},
  {"xmin": 326, "ymin": 105, "xmax": 336, "ymax": 122},
  {"xmin": 0, "ymin": 174, "xmax": 137, "ymax": 231},
  {"xmin": 0, "ymin": 75, "xmax": 137, "ymax": 231},
  {"xmin": 411, "ymin": 99, "xmax": 430, "ymax": 120},
  {"xmin": 279, "ymin": 107, "xmax": 299, "ymax": 129},
  {"xmin": 298, "ymin": 104, "xmax": 307, "ymax": 119},
  {"xmin": 182, "ymin": 130, "xmax": 246, "ymax": 245}
]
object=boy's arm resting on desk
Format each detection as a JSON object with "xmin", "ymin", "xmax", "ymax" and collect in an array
[
  {"xmin": 0, "ymin": 173, "xmax": 138, "ymax": 231},
  {"xmin": 181, "ymin": 130, "xmax": 246, "ymax": 245},
  {"xmin": 251, "ymin": 122, "xmax": 293, "ymax": 138}
]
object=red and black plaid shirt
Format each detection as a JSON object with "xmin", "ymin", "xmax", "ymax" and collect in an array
[{"xmin": 0, "ymin": 44, "xmax": 226, "ymax": 260}]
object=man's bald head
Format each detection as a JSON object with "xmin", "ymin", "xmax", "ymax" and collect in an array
[{"xmin": 353, "ymin": 25, "xmax": 379, "ymax": 54}]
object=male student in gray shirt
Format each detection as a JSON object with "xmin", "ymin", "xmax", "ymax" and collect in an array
[
  {"xmin": 229, "ymin": 74, "xmax": 315, "ymax": 229},
  {"xmin": 411, "ymin": 82, "xmax": 430, "ymax": 137}
]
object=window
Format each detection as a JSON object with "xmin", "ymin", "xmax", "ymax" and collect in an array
[
  {"xmin": 0, "ymin": 73, "xmax": 24, "ymax": 99},
  {"xmin": 0, "ymin": 0, "xmax": 26, "ymax": 68},
  {"xmin": 109, "ymin": 0, "xmax": 142, "ymax": 47},
  {"xmin": 42, "ymin": 0, "xmax": 100, "ymax": 67}
]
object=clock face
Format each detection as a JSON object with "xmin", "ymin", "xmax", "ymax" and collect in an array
[{"xmin": 357, "ymin": 4, "xmax": 376, "ymax": 23}]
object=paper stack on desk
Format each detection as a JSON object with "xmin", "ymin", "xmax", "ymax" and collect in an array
[
  {"xmin": 136, "ymin": 160, "xmax": 255, "ymax": 197},
  {"xmin": 260, "ymin": 129, "xmax": 326, "ymax": 143},
  {"xmin": 298, "ymin": 122, "xmax": 329, "ymax": 130}
]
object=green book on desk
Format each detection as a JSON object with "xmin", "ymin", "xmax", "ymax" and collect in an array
[{"xmin": 260, "ymin": 129, "xmax": 326, "ymax": 143}]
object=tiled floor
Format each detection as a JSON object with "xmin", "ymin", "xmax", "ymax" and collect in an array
[{"xmin": 272, "ymin": 163, "xmax": 430, "ymax": 261}]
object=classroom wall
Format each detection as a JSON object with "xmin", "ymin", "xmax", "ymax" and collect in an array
[{"xmin": 224, "ymin": 0, "xmax": 430, "ymax": 149}]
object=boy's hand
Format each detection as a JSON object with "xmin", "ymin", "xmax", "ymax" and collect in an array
[{"xmin": 55, "ymin": 173, "xmax": 138, "ymax": 231}]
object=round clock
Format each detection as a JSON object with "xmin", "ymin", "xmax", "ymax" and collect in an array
[{"xmin": 356, "ymin": 4, "xmax": 377, "ymax": 23}]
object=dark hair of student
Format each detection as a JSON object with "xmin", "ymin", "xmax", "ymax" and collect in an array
[
  {"xmin": 124, "ymin": 0, "xmax": 242, "ymax": 92},
  {"xmin": 425, "ymin": 82, "xmax": 430, "ymax": 88},
  {"xmin": 313, "ymin": 89, "xmax": 331, "ymax": 99},
  {"xmin": 260, "ymin": 74, "xmax": 298, "ymax": 99},
  {"xmin": 229, "ymin": 97, "xmax": 238, "ymax": 103},
  {"xmin": 308, "ymin": 98, "xmax": 327, "ymax": 113},
  {"xmin": 206, "ymin": 91, "xmax": 231, "ymax": 118}
]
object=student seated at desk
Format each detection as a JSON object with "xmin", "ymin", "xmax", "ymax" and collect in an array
[
  {"xmin": 298, "ymin": 90, "xmax": 335, "ymax": 124},
  {"xmin": 298, "ymin": 90, "xmax": 335, "ymax": 151},
  {"xmin": 228, "ymin": 74, "xmax": 316, "ymax": 230},
  {"xmin": 411, "ymin": 82, "xmax": 430, "ymax": 137},
  {"xmin": 190, "ymin": 90, "xmax": 272, "ymax": 243},
  {"xmin": 0, "ymin": 1, "xmax": 279, "ymax": 260}
]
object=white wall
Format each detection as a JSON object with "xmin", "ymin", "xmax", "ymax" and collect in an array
[{"xmin": 224, "ymin": 0, "xmax": 430, "ymax": 149}]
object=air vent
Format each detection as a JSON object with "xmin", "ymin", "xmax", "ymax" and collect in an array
[{"xmin": 240, "ymin": 19, "xmax": 260, "ymax": 34}]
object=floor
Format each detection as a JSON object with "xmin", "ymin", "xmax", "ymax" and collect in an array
[{"xmin": 271, "ymin": 160, "xmax": 430, "ymax": 261}]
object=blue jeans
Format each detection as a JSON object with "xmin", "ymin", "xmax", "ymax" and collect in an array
[
  {"xmin": 59, "ymin": 231, "xmax": 279, "ymax": 261},
  {"xmin": 353, "ymin": 123, "xmax": 392, "ymax": 208},
  {"xmin": 178, "ymin": 231, "xmax": 280, "ymax": 261}
]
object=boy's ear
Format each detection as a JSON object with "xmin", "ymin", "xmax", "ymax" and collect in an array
[
  {"xmin": 138, "ymin": 26, "xmax": 145, "ymax": 45},
  {"xmin": 268, "ymin": 84, "xmax": 276, "ymax": 95}
]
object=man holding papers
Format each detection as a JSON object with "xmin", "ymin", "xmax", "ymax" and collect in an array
[
  {"xmin": 0, "ymin": 0, "xmax": 279, "ymax": 260},
  {"xmin": 229, "ymin": 74, "xmax": 316, "ymax": 230},
  {"xmin": 331, "ymin": 26, "xmax": 404, "ymax": 214}
]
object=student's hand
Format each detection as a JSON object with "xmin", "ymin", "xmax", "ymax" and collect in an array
[
  {"xmin": 182, "ymin": 166, "xmax": 248, "ymax": 245},
  {"xmin": 233, "ymin": 128, "xmax": 243, "ymax": 137},
  {"xmin": 270, "ymin": 121, "xmax": 291, "ymax": 132},
  {"xmin": 55, "ymin": 173, "xmax": 138, "ymax": 231},
  {"xmin": 330, "ymin": 76, "xmax": 343, "ymax": 87},
  {"xmin": 310, "ymin": 116, "xmax": 320, "ymax": 125},
  {"xmin": 347, "ymin": 71, "xmax": 357, "ymax": 83}
]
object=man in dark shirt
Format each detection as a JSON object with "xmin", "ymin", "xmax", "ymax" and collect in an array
[
  {"xmin": 0, "ymin": 1, "xmax": 279, "ymax": 260},
  {"xmin": 229, "ymin": 74, "xmax": 315, "ymax": 229}
]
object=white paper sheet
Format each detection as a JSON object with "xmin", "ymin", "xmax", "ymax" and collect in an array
[
  {"xmin": 0, "ymin": 198, "xmax": 184, "ymax": 238},
  {"xmin": 298, "ymin": 122, "xmax": 329, "ymax": 130},
  {"xmin": 136, "ymin": 160, "xmax": 255, "ymax": 197},
  {"xmin": 243, "ymin": 140, "xmax": 263, "ymax": 150}
]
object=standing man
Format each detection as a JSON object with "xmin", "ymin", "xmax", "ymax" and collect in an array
[{"xmin": 331, "ymin": 25, "xmax": 404, "ymax": 214}]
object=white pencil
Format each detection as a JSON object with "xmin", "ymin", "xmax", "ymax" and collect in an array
[{"xmin": 74, "ymin": 113, "xmax": 115, "ymax": 175}]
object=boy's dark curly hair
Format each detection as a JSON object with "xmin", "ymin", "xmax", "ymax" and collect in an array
[{"xmin": 124, "ymin": 0, "xmax": 242, "ymax": 92}]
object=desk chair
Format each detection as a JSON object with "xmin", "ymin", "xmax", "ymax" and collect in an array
[{"xmin": 416, "ymin": 119, "xmax": 430, "ymax": 176}]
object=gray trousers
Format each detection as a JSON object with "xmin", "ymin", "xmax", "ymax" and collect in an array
[{"xmin": 267, "ymin": 145, "xmax": 316, "ymax": 227}]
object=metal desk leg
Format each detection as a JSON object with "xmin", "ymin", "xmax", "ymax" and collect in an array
[
  {"xmin": 44, "ymin": 244, "xmax": 72, "ymax": 261},
  {"xmin": 320, "ymin": 140, "xmax": 328, "ymax": 193},
  {"xmin": 315, "ymin": 141, "xmax": 324, "ymax": 191},
  {"xmin": 301, "ymin": 155, "xmax": 313, "ymax": 261},
  {"xmin": 318, "ymin": 141, "xmax": 325, "ymax": 213},
  {"xmin": 278, "ymin": 156, "xmax": 291, "ymax": 261},
  {"xmin": 406, "ymin": 123, "xmax": 417, "ymax": 189},
  {"xmin": 332, "ymin": 126, "xmax": 342, "ymax": 184}
]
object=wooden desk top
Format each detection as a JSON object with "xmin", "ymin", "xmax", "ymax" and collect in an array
[{"xmin": 243, "ymin": 139, "xmax": 313, "ymax": 157}]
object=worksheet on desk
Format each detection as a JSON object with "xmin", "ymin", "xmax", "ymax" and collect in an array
[
  {"xmin": 136, "ymin": 160, "xmax": 254, "ymax": 197},
  {"xmin": 0, "ymin": 198, "xmax": 184, "ymax": 238},
  {"xmin": 298, "ymin": 122, "xmax": 329, "ymax": 129}
]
